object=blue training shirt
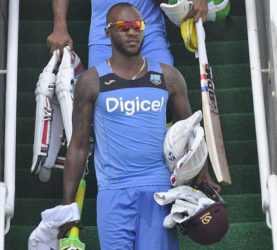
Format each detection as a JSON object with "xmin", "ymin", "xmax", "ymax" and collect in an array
[{"xmin": 94, "ymin": 59, "xmax": 171, "ymax": 190}]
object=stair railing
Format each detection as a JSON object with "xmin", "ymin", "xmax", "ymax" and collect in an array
[
  {"xmin": 0, "ymin": 0, "xmax": 19, "ymax": 248},
  {"xmin": 245, "ymin": 0, "xmax": 277, "ymax": 248}
]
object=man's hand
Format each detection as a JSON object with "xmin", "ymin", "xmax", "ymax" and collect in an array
[
  {"xmin": 47, "ymin": 27, "xmax": 73, "ymax": 55},
  {"xmin": 184, "ymin": 0, "xmax": 208, "ymax": 22},
  {"xmin": 195, "ymin": 163, "xmax": 221, "ymax": 193},
  {"xmin": 58, "ymin": 220, "xmax": 83, "ymax": 239}
]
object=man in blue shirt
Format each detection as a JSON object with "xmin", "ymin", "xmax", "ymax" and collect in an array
[{"xmin": 58, "ymin": 3, "xmax": 219, "ymax": 249}]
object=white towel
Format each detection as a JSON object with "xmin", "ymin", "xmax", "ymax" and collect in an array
[
  {"xmin": 154, "ymin": 186, "xmax": 215, "ymax": 229},
  {"xmin": 154, "ymin": 185, "xmax": 207, "ymax": 205},
  {"xmin": 28, "ymin": 202, "xmax": 80, "ymax": 250}
]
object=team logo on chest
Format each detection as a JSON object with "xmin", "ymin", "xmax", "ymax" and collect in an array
[{"xmin": 150, "ymin": 74, "xmax": 161, "ymax": 85}]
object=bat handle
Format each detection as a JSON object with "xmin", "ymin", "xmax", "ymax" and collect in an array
[
  {"xmin": 67, "ymin": 178, "xmax": 86, "ymax": 237},
  {"xmin": 195, "ymin": 18, "xmax": 208, "ymax": 64},
  {"xmin": 69, "ymin": 226, "xmax": 80, "ymax": 237},
  {"xmin": 75, "ymin": 178, "xmax": 86, "ymax": 214}
]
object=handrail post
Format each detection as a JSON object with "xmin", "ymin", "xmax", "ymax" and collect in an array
[
  {"xmin": 268, "ymin": 176, "xmax": 277, "ymax": 249},
  {"xmin": 0, "ymin": 183, "xmax": 6, "ymax": 249},
  {"xmin": 4, "ymin": 0, "xmax": 20, "ymax": 234},
  {"xmin": 245, "ymin": 0, "xmax": 271, "ymax": 213}
]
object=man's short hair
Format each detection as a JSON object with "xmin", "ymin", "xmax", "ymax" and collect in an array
[{"xmin": 106, "ymin": 2, "xmax": 138, "ymax": 24}]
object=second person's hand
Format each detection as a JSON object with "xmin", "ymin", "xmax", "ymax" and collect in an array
[
  {"xmin": 183, "ymin": 0, "xmax": 208, "ymax": 23},
  {"xmin": 47, "ymin": 26, "xmax": 73, "ymax": 55}
]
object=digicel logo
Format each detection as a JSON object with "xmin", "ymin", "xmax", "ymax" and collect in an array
[{"xmin": 106, "ymin": 96, "xmax": 165, "ymax": 115}]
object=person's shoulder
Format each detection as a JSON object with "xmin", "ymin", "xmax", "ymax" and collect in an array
[
  {"xmin": 160, "ymin": 63, "xmax": 182, "ymax": 81},
  {"xmin": 74, "ymin": 67, "xmax": 99, "ymax": 102},
  {"xmin": 76, "ymin": 67, "xmax": 100, "ymax": 89},
  {"xmin": 78, "ymin": 67, "xmax": 99, "ymax": 83}
]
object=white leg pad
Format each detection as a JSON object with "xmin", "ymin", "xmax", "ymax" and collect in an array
[
  {"xmin": 42, "ymin": 101, "xmax": 63, "ymax": 169},
  {"xmin": 55, "ymin": 48, "xmax": 74, "ymax": 144},
  {"xmin": 31, "ymin": 79, "xmax": 55, "ymax": 174},
  {"xmin": 55, "ymin": 47, "xmax": 84, "ymax": 145},
  {"xmin": 31, "ymin": 51, "xmax": 60, "ymax": 174}
]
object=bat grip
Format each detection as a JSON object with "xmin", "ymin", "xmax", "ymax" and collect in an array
[
  {"xmin": 195, "ymin": 18, "xmax": 208, "ymax": 64},
  {"xmin": 68, "ymin": 178, "xmax": 86, "ymax": 237},
  {"xmin": 69, "ymin": 227, "xmax": 80, "ymax": 237}
]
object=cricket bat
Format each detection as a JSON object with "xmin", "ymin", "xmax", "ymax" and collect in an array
[
  {"xmin": 59, "ymin": 178, "xmax": 86, "ymax": 250},
  {"xmin": 195, "ymin": 18, "xmax": 232, "ymax": 185}
]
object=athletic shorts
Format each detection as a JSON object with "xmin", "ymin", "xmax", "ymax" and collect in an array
[
  {"xmin": 97, "ymin": 185, "xmax": 179, "ymax": 250},
  {"xmin": 88, "ymin": 44, "xmax": 174, "ymax": 68}
]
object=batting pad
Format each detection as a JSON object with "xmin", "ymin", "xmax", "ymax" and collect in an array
[
  {"xmin": 31, "ymin": 47, "xmax": 84, "ymax": 181},
  {"xmin": 55, "ymin": 46, "xmax": 84, "ymax": 144},
  {"xmin": 31, "ymin": 50, "xmax": 59, "ymax": 175},
  {"xmin": 42, "ymin": 101, "xmax": 63, "ymax": 169},
  {"xmin": 170, "ymin": 125, "xmax": 208, "ymax": 186},
  {"xmin": 163, "ymin": 110, "xmax": 203, "ymax": 172}
]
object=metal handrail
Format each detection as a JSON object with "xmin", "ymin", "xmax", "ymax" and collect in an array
[
  {"xmin": 245, "ymin": 0, "xmax": 277, "ymax": 248},
  {"xmin": 2, "ymin": 0, "xmax": 19, "ymax": 240}
]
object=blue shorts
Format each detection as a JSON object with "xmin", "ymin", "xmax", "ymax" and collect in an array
[
  {"xmin": 97, "ymin": 185, "xmax": 179, "ymax": 250},
  {"xmin": 88, "ymin": 44, "xmax": 174, "ymax": 68}
]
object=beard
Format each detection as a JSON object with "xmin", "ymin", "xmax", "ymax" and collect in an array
[{"xmin": 111, "ymin": 36, "xmax": 144, "ymax": 57}]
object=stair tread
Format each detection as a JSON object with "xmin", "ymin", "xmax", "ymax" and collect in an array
[
  {"xmin": 15, "ymin": 140, "xmax": 259, "ymax": 170},
  {"xmin": 16, "ymin": 87, "xmax": 254, "ymax": 118},
  {"xmin": 14, "ymin": 164, "xmax": 260, "ymax": 199},
  {"xmin": 13, "ymin": 193, "xmax": 265, "ymax": 226},
  {"xmin": 6, "ymin": 221, "xmax": 272, "ymax": 250},
  {"xmin": 16, "ymin": 112, "xmax": 256, "ymax": 145},
  {"xmin": 18, "ymin": 63, "xmax": 251, "ymax": 92},
  {"xmin": 19, "ymin": 16, "xmax": 247, "ymax": 44},
  {"xmin": 18, "ymin": 41, "xmax": 250, "ymax": 68}
]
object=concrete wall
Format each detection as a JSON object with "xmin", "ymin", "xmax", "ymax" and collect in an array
[{"xmin": 0, "ymin": 0, "xmax": 8, "ymax": 181}]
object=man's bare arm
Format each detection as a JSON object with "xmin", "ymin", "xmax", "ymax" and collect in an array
[
  {"xmin": 162, "ymin": 64, "xmax": 192, "ymax": 120},
  {"xmin": 47, "ymin": 0, "xmax": 73, "ymax": 54},
  {"xmin": 63, "ymin": 69, "xmax": 99, "ymax": 205}
]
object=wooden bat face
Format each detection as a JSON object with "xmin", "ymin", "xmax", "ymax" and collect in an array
[{"xmin": 201, "ymin": 63, "xmax": 232, "ymax": 185}]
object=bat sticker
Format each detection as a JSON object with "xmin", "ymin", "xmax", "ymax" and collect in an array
[{"xmin": 200, "ymin": 64, "xmax": 219, "ymax": 115}]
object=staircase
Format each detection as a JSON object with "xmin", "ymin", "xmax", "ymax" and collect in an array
[{"xmin": 5, "ymin": 0, "xmax": 273, "ymax": 249}]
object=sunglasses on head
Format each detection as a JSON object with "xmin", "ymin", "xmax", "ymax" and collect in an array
[{"xmin": 107, "ymin": 20, "xmax": 146, "ymax": 32}]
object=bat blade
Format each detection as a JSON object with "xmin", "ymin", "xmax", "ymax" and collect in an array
[
  {"xmin": 200, "ymin": 64, "xmax": 232, "ymax": 185},
  {"xmin": 201, "ymin": 63, "xmax": 231, "ymax": 185},
  {"xmin": 195, "ymin": 19, "xmax": 232, "ymax": 185}
]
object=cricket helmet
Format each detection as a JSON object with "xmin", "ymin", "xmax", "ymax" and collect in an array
[{"xmin": 179, "ymin": 183, "xmax": 229, "ymax": 245}]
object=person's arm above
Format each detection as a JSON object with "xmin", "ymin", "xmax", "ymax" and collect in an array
[
  {"xmin": 162, "ymin": 64, "xmax": 221, "ymax": 193},
  {"xmin": 184, "ymin": 0, "xmax": 208, "ymax": 22},
  {"xmin": 47, "ymin": 0, "xmax": 73, "ymax": 54}
]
